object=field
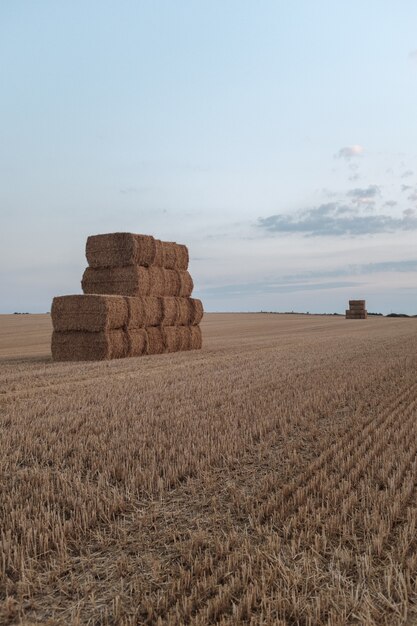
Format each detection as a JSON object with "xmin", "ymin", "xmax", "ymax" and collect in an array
[{"xmin": 1, "ymin": 313, "xmax": 417, "ymax": 625}]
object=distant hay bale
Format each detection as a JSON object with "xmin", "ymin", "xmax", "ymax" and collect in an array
[
  {"xmin": 142, "ymin": 296, "xmax": 164, "ymax": 326},
  {"xmin": 146, "ymin": 327, "xmax": 165, "ymax": 354},
  {"xmin": 349, "ymin": 300, "xmax": 366, "ymax": 307},
  {"xmin": 161, "ymin": 297, "xmax": 179, "ymax": 326},
  {"xmin": 51, "ymin": 295, "xmax": 128, "ymax": 332},
  {"xmin": 346, "ymin": 310, "xmax": 368, "ymax": 319},
  {"xmin": 82, "ymin": 267, "xmax": 151, "ymax": 296},
  {"xmin": 179, "ymin": 271, "xmax": 194, "ymax": 297},
  {"xmin": 190, "ymin": 325, "xmax": 202, "ymax": 350},
  {"xmin": 51, "ymin": 330, "xmax": 127, "ymax": 361},
  {"xmin": 86, "ymin": 233, "xmax": 157, "ymax": 268},
  {"xmin": 127, "ymin": 328, "xmax": 148, "ymax": 356}
]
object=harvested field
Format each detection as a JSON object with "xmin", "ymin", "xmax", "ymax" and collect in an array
[{"xmin": 1, "ymin": 313, "xmax": 417, "ymax": 625}]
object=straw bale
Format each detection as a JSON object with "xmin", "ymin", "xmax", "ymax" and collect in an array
[
  {"xmin": 346, "ymin": 311, "xmax": 367, "ymax": 319},
  {"xmin": 161, "ymin": 242, "xmax": 178, "ymax": 270},
  {"xmin": 154, "ymin": 238, "xmax": 164, "ymax": 266},
  {"xmin": 125, "ymin": 296, "xmax": 146, "ymax": 328},
  {"xmin": 190, "ymin": 298, "xmax": 203, "ymax": 325},
  {"xmin": 82, "ymin": 267, "xmax": 151, "ymax": 296},
  {"xmin": 148, "ymin": 267, "xmax": 166, "ymax": 296},
  {"xmin": 127, "ymin": 328, "xmax": 148, "ymax": 357},
  {"xmin": 178, "ymin": 326, "xmax": 192, "ymax": 351},
  {"xmin": 51, "ymin": 295, "xmax": 128, "ymax": 332},
  {"xmin": 190, "ymin": 325, "xmax": 202, "ymax": 350},
  {"xmin": 161, "ymin": 297, "xmax": 179, "ymax": 326},
  {"xmin": 146, "ymin": 327, "xmax": 165, "ymax": 354},
  {"xmin": 142, "ymin": 296, "xmax": 164, "ymax": 326},
  {"xmin": 349, "ymin": 300, "xmax": 366, "ymax": 307},
  {"xmin": 176, "ymin": 298, "xmax": 192, "ymax": 325},
  {"xmin": 163, "ymin": 269, "xmax": 182, "ymax": 296},
  {"xmin": 86, "ymin": 233, "xmax": 157, "ymax": 268},
  {"xmin": 179, "ymin": 271, "xmax": 194, "ymax": 297},
  {"xmin": 162, "ymin": 326, "xmax": 182, "ymax": 352},
  {"xmin": 51, "ymin": 330, "xmax": 127, "ymax": 361},
  {"xmin": 175, "ymin": 244, "xmax": 189, "ymax": 270}
]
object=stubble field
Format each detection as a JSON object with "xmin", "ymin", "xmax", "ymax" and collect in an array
[{"xmin": 1, "ymin": 313, "xmax": 417, "ymax": 625}]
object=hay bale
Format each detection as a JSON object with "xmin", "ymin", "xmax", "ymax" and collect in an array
[
  {"xmin": 179, "ymin": 271, "xmax": 194, "ymax": 297},
  {"xmin": 176, "ymin": 298, "xmax": 192, "ymax": 325},
  {"xmin": 162, "ymin": 326, "xmax": 182, "ymax": 352},
  {"xmin": 148, "ymin": 267, "xmax": 166, "ymax": 296},
  {"xmin": 142, "ymin": 296, "xmax": 164, "ymax": 326},
  {"xmin": 161, "ymin": 242, "xmax": 178, "ymax": 270},
  {"xmin": 146, "ymin": 327, "xmax": 165, "ymax": 354},
  {"xmin": 125, "ymin": 296, "xmax": 146, "ymax": 328},
  {"xmin": 161, "ymin": 241, "xmax": 189, "ymax": 270},
  {"xmin": 82, "ymin": 267, "xmax": 151, "ymax": 296},
  {"xmin": 51, "ymin": 295, "xmax": 128, "ymax": 332},
  {"xmin": 154, "ymin": 239, "xmax": 164, "ymax": 266},
  {"xmin": 163, "ymin": 269, "xmax": 182, "ymax": 296},
  {"xmin": 190, "ymin": 298, "xmax": 203, "ymax": 325},
  {"xmin": 86, "ymin": 233, "xmax": 157, "ymax": 268},
  {"xmin": 175, "ymin": 244, "xmax": 189, "ymax": 270},
  {"xmin": 161, "ymin": 297, "xmax": 179, "ymax": 326},
  {"xmin": 190, "ymin": 325, "xmax": 202, "ymax": 350},
  {"xmin": 178, "ymin": 326, "xmax": 192, "ymax": 351},
  {"xmin": 51, "ymin": 330, "xmax": 127, "ymax": 361},
  {"xmin": 127, "ymin": 328, "xmax": 148, "ymax": 356}
]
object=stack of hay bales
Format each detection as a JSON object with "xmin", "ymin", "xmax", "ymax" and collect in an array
[
  {"xmin": 51, "ymin": 233, "xmax": 203, "ymax": 361},
  {"xmin": 346, "ymin": 300, "xmax": 367, "ymax": 319}
]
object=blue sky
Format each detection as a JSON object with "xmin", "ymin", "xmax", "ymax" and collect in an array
[{"xmin": 1, "ymin": 1, "xmax": 417, "ymax": 313}]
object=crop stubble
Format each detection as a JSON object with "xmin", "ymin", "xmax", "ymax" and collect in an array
[{"xmin": 0, "ymin": 313, "xmax": 417, "ymax": 625}]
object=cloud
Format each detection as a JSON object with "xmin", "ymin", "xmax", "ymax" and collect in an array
[
  {"xmin": 408, "ymin": 192, "xmax": 417, "ymax": 202},
  {"xmin": 257, "ymin": 203, "xmax": 417, "ymax": 237},
  {"xmin": 401, "ymin": 170, "xmax": 414, "ymax": 178},
  {"xmin": 346, "ymin": 185, "xmax": 380, "ymax": 205},
  {"xmin": 409, "ymin": 50, "xmax": 417, "ymax": 60},
  {"xmin": 336, "ymin": 145, "xmax": 364, "ymax": 159},
  {"xmin": 401, "ymin": 184, "xmax": 412, "ymax": 192},
  {"xmin": 201, "ymin": 279, "xmax": 360, "ymax": 297},
  {"xmin": 384, "ymin": 200, "xmax": 397, "ymax": 208}
]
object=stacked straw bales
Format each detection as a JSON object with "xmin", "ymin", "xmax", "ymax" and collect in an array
[
  {"xmin": 51, "ymin": 234, "xmax": 203, "ymax": 361},
  {"xmin": 346, "ymin": 300, "xmax": 367, "ymax": 319}
]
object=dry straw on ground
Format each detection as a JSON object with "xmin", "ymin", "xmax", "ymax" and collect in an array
[{"xmin": 1, "ymin": 313, "xmax": 417, "ymax": 624}]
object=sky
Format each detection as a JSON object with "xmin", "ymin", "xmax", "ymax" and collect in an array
[{"xmin": 1, "ymin": 1, "xmax": 417, "ymax": 314}]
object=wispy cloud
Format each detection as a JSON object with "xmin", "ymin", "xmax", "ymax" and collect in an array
[
  {"xmin": 401, "ymin": 170, "xmax": 414, "ymax": 178},
  {"xmin": 258, "ymin": 204, "xmax": 417, "ymax": 237},
  {"xmin": 347, "ymin": 185, "xmax": 380, "ymax": 205},
  {"xmin": 409, "ymin": 50, "xmax": 417, "ymax": 60},
  {"xmin": 336, "ymin": 145, "xmax": 364, "ymax": 159},
  {"xmin": 201, "ymin": 279, "xmax": 360, "ymax": 297}
]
